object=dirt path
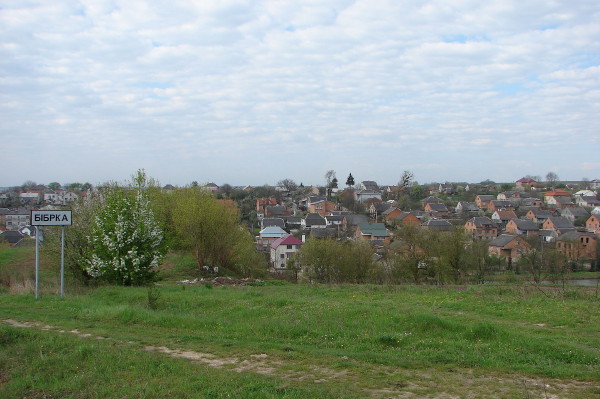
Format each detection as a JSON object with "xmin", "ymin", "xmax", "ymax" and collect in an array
[{"xmin": 3, "ymin": 319, "xmax": 597, "ymax": 398}]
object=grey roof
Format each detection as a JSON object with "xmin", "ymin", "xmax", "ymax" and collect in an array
[
  {"xmin": 261, "ymin": 218, "xmax": 285, "ymax": 229},
  {"xmin": 372, "ymin": 202, "xmax": 392, "ymax": 213},
  {"xmin": 456, "ymin": 202, "xmax": 479, "ymax": 212},
  {"xmin": 547, "ymin": 216, "xmax": 575, "ymax": 230},
  {"xmin": 259, "ymin": 226, "xmax": 288, "ymax": 238},
  {"xmin": 266, "ymin": 205, "xmax": 287, "ymax": 216},
  {"xmin": 521, "ymin": 198, "xmax": 542, "ymax": 207},
  {"xmin": 421, "ymin": 219, "xmax": 453, "ymax": 230},
  {"xmin": 325, "ymin": 215, "xmax": 344, "ymax": 222},
  {"xmin": 344, "ymin": 214, "xmax": 369, "ymax": 226},
  {"xmin": 427, "ymin": 203, "xmax": 449, "ymax": 212},
  {"xmin": 477, "ymin": 195, "xmax": 494, "ymax": 201},
  {"xmin": 357, "ymin": 223, "xmax": 390, "ymax": 237},
  {"xmin": 468, "ymin": 217, "xmax": 496, "ymax": 228},
  {"xmin": 304, "ymin": 213, "xmax": 327, "ymax": 227},
  {"xmin": 382, "ymin": 207, "xmax": 399, "ymax": 216},
  {"xmin": 489, "ymin": 234, "xmax": 521, "ymax": 247},
  {"xmin": 422, "ymin": 196, "xmax": 442, "ymax": 204},
  {"xmin": 561, "ymin": 207, "xmax": 590, "ymax": 218},
  {"xmin": 557, "ymin": 231, "xmax": 595, "ymax": 242},
  {"xmin": 361, "ymin": 181, "xmax": 379, "ymax": 191},
  {"xmin": 0, "ymin": 230, "xmax": 24, "ymax": 245},
  {"xmin": 512, "ymin": 219, "xmax": 539, "ymax": 231},
  {"xmin": 283, "ymin": 216, "xmax": 302, "ymax": 225},
  {"xmin": 491, "ymin": 200, "xmax": 512, "ymax": 207},
  {"xmin": 529, "ymin": 209, "xmax": 553, "ymax": 219}
]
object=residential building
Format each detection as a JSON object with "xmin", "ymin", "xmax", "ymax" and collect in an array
[
  {"xmin": 465, "ymin": 217, "xmax": 498, "ymax": 239},
  {"xmin": 586, "ymin": 215, "xmax": 600, "ymax": 237},
  {"xmin": 488, "ymin": 235, "xmax": 531, "ymax": 263},
  {"xmin": 560, "ymin": 207, "xmax": 590, "ymax": 223},
  {"xmin": 542, "ymin": 216, "xmax": 576, "ymax": 235},
  {"xmin": 505, "ymin": 219, "xmax": 540, "ymax": 237},
  {"xmin": 270, "ymin": 234, "xmax": 303, "ymax": 270},
  {"xmin": 556, "ymin": 231, "xmax": 597, "ymax": 260},
  {"xmin": 355, "ymin": 223, "xmax": 390, "ymax": 244}
]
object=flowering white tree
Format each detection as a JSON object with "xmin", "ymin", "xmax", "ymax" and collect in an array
[{"xmin": 86, "ymin": 171, "xmax": 166, "ymax": 285}]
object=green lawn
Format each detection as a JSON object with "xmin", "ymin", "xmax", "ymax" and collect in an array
[
  {"xmin": 1, "ymin": 247, "xmax": 599, "ymax": 397},
  {"xmin": 1, "ymin": 283, "xmax": 599, "ymax": 398}
]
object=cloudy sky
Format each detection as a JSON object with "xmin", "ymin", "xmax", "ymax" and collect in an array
[{"xmin": 1, "ymin": 0, "xmax": 599, "ymax": 188}]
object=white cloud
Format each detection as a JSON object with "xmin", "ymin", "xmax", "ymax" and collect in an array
[{"xmin": 1, "ymin": 0, "xmax": 599, "ymax": 186}]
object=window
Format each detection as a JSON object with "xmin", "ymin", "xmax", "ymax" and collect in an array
[
  {"xmin": 287, "ymin": 245, "xmax": 293, "ymax": 249},
  {"xmin": 280, "ymin": 254, "xmax": 285, "ymax": 259}
]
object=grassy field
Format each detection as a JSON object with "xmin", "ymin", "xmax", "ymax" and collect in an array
[{"xmin": 1, "ymin": 247, "xmax": 600, "ymax": 398}]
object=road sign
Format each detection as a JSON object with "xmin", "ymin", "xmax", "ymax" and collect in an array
[{"xmin": 31, "ymin": 210, "xmax": 72, "ymax": 226}]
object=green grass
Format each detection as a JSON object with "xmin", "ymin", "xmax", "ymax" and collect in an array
[
  {"xmin": 1, "ymin": 247, "xmax": 600, "ymax": 397},
  {"xmin": 1, "ymin": 283, "xmax": 599, "ymax": 398}
]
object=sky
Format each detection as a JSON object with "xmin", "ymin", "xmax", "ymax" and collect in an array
[{"xmin": 1, "ymin": 0, "xmax": 599, "ymax": 188}]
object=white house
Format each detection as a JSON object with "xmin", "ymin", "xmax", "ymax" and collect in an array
[{"xmin": 270, "ymin": 234, "xmax": 303, "ymax": 270}]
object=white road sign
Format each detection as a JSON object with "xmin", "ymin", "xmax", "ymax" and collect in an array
[{"xmin": 31, "ymin": 210, "xmax": 73, "ymax": 226}]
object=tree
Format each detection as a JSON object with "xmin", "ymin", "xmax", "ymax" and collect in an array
[
  {"xmin": 297, "ymin": 238, "xmax": 375, "ymax": 283},
  {"xmin": 324, "ymin": 170, "xmax": 336, "ymax": 197},
  {"xmin": 398, "ymin": 170, "xmax": 414, "ymax": 191},
  {"xmin": 277, "ymin": 178, "xmax": 298, "ymax": 192},
  {"xmin": 48, "ymin": 182, "xmax": 61, "ymax": 191},
  {"xmin": 546, "ymin": 172, "xmax": 559, "ymax": 188},
  {"xmin": 81, "ymin": 182, "xmax": 92, "ymax": 191},
  {"xmin": 171, "ymin": 188, "xmax": 263, "ymax": 276},
  {"xmin": 85, "ymin": 171, "xmax": 167, "ymax": 285},
  {"xmin": 221, "ymin": 183, "xmax": 233, "ymax": 198},
  {"xmin": 346, "ymin": 173, "xmax": 355, "ymax": 187},
  {"xmin": 68, "ymin": 182, "xmax": 82, "ymax": 192}
]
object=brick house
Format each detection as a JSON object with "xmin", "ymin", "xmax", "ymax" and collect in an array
[
  {"xmin": 388, "ymin": 211, "xmax": 421, "ymax": 227},
  {"xmin": 424, "ymin": 202, "xmax": 450, "ymax": 217},
  {"xmin": 487, "ymin": 200, "xmax": 515, "ymax": 213},
  {"xmin": 488, "ymin": 235, "xmax": 531, "ymax": 263},
  {"xmin": 465, "ymin": 217, "xmax": 498, "ymax": 240},
  {"xmin": 542, "ymin": 217, "xmax": 576, "ymax": 235},
  {"xmin": 355, "ymin": 223, "xmax": 390, "ymax": 244},
  {"xmin": 491, "ymin": 210, "xmax": 518, "ymax": 227},
  {"xmin": 308, "ymin": 200, "xmax": 337, "ymax": 216},
  {"xmin": 556, "ymin": 231, "xmax": 598, "ymax": 260},
  {"xmin": 505, "ymin": 219, "xmax": 540, "ymax": 237},
  {"xmin": 515, "ymin": 177, "xmax": 537, "ymax": 189},
  {"xmin": 475, "ymin": 195, "xmax": 494, "ymax": 209},
  {"xmin": 586, "ymin": 215, "xmax": 600, "ymax": 237}
]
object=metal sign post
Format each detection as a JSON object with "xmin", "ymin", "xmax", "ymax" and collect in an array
[{"xmin": 31, "ymin": 210, "xmax": 72, "ymax": 299}]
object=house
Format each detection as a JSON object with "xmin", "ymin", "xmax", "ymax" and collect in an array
[
  {"xmin": 302, "ymin": 213, "xmax": 327, "ymax": 229},
  {"xmin": 542, "ymin": 217, "xmax": 576, "ymax": 235},
  {"xmin": 424, "ymin": 203, "xmax": 450, "ymax": 217},
  {"xmin": 455, "ymin": 201, "xmax": 480, "ymax": 214},
  {"xmin": 488, "ymin": 234, "xmax": 531, "ymax": 262},
  {"xmin": 354, "ymin": 190, "xmax": 382, "ymax": 203},
  {"xmin": 521, "ymin": 198, "xmax": 543, "ymax": 208},
  {"xmin": 421, "ymin": 219, "xmax": 453, "ymax": 232},
  {"xmin": 256, "ymin": 198, "xmax": 278, "ymax": 214},
  {"xmin": 270, "ymin": 234, "xmax": 303, "ymax": 270},
  {"xmin": 553, "ymin": 196, "xmax": 576, "ymax": 209},
  {"xmin": 283, "ymin": 216, "xmax": 302, "ymax": 230},
  {"xmin": 19, "ymin": 191, "xmax": 42, "ymax": 203},
  {"xmin": 369, "ymin": 201, "xmax": 393, "ymax": 218},
  {"xmin": 421, "ymin": 196, "xmax": 443, "ymax": 206},
  {"xmin": 589, "ymin": 180, "xmax": 600, "ymax": 190},
  {"xmin": 505, "ymin": 219, "xmax": 540, "ymax": 237},
  {"xmin": 0, "ymin": 230, "xmax": 25, "ymax": 246},
  {"xmin": 344, "ymin": 214, "xmax": 369, "ymax": 231},
  {"xmin": 544, "ymin": 189, "xmax": 571, "ymax": 205},
  {"xmin": 515, "ymin": 177, "xmax": 537, "ymax": 189},
  {"xmin": 576, "ymin": 196, "xmax": 600, "ymax": 208},
  {"xmin": 260, "ymin": 218, "xmax": 286, "ymax": 230},
  {"xmin": 560, "ymin": 207, "xmax": 590, "ymax": 223},
  {"xmin": 265, "ymin": 205, "xmax": 289, "ymax": 218},
  {"xmin": 475, "ymin": 195, "xmax": 494, "ymax": 209},
  {"xmin": 383, "ymin": 207, "xmax": 403, "ymax": 222},
  {"xmin": 593, "ymin": 207, "xmax": 600, "ymax": 216},
  {"xmin": 438, "ymin": 183, "xmax": 457, "ymax": 195},
  {"xmin": 203, "ymin": 183, "xmax": 220, "ymax": 193},
  {"xmin": 586, "ymin": 215, "xmax": 600, "ymax": 237},
  {"xmin": 309, "ymin": 200, "xmax": 337, "ymax": 216},
  {"xmin": 355, "ymin": 223, "xmax": 390, "ymax": 244},
  {"xmin": 388, "ymin": 212, "xmax": 421, "ymax": 227},
  {"xmin": 360, "ymin": 181, "xmax": 379, "ymax": 191},
  {"xmin": 465, "ymin": 217, "xmax": 498, "ymax": 240},
  {"xmin": 556, "ymin": 231, "xmax": 597, "ymax": 260},
  {"xmin": 487, "ymin": 200, "xmax": 515, "ymax": 213},
  {"xmin": 525, "ymin": 209, "xmax": 555, "ymax": 224},
  {"xmin": 5, "ymin": 208, "xmax": 31, "ymax": 230},
  {"xmin": 491, "ymin": 210, "xmax": 518, "ymax": 227},
  {"xmin": 324, "ymin": 215, "xmax": 345, "ymax": 229},
  {"xmin": 257, "ymin": 226, "xmax": 288, "ymax": 250}
]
